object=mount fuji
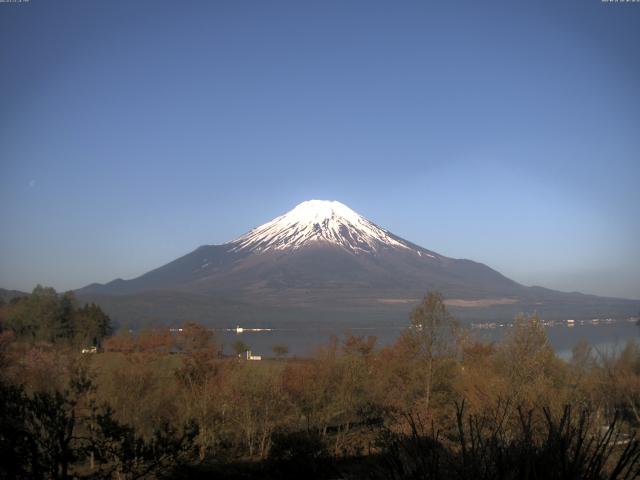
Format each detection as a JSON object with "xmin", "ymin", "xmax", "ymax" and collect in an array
[{"xmin": 78, "ymin": 200, "xmax": 640, "ymax": 327}]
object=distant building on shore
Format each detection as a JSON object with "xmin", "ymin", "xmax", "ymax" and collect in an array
[{"xmin": 246, "ymin": 350, "xmax": 261, "ymax": 361}]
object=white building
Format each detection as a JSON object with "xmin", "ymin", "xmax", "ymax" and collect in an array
[{"xmin": 246, "ymin": 350, "xmax": 261, "ymax": 361}]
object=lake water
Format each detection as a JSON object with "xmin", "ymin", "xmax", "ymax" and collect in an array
[{"xmin": 216, "ymin": 318, "xmax": 640, "ymax": 360}]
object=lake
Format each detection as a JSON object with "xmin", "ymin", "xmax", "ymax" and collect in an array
[{"xmin": 216, "ymin": 317, "xmax": 640, "ymax": 360}]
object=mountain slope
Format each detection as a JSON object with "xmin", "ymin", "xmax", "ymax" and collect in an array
[
  {"xmin": 0, "ymin": 288, "xmax": 28, "ymax": 303},
  {"xmin": 77, "ymin": 200, "xmax": 640, "ymax": 326},
  {"xmin": 80, "ymin": 200, "xmax": 521, "ymax": 298}
]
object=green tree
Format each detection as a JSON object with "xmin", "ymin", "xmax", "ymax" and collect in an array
[
  {"xmin": 233, "ymin": 340, "xmax": 250, "ymax": 357},
  {"xmin": 56, "ymin": 291, "xmax": 77, "ymax": 343},
  {"xmin": 3, "ymin": 287, "xmax": 111, "ymax": 346},
  {"xmin": 0, "ymin": 382, "xmax": 33, "ymax": 479},
  {"xmin": 74, "ymin": 303, "xmax": 112, "ymax": 347},
  {"xmin": 5, "ymin": 285, "xmax": 59, "ymax": 342}
]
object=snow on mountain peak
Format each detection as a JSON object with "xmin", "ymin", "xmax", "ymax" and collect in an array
[
  {"xmin": 228, "ymin": 200, "xmax": 415, "ymax": 254},
  {"xmin": 281, "ymin": 200, "xmax": 362, "ymax": 225}
]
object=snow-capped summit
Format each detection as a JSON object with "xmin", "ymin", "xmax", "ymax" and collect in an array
[{"xmin": 228, "ymin": 200, "xmax": 415, "ymax": 254}]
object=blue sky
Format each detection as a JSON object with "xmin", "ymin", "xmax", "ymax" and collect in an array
[{"xmin": 1, "ymin": 0, "xmax": 639, "ymax": 298}]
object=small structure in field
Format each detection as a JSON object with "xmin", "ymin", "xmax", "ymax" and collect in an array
[{"xmin": 246, "ymin": 350, "xmax": 261, "ymax": 361}]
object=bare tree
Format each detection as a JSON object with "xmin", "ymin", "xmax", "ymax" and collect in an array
[{"xmin": 407, "ymin": 292, "xmax": 459, "ymax": 411}]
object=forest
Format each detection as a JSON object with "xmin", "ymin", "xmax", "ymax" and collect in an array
[{"xmin": 1, "ymin": 287, "xmax": 639, "ymax": 479}]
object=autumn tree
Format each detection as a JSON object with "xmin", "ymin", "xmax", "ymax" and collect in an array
[
  {"xmin": 0, "ymin": 358, "xmax": 97, "ymax": 479},
  {"xmin": 457, "ymin": 340, "xmax": 501, "ymax": 414},
  {"xmin": 136, "ymin": 327, "xmax": 173, "ymax": 355},
  {"xmin": 99, "ymin": 352, "xmax": 178, "ymax": 440},
  {"xmin": 342, "ymin": 334, "xmax": 376, "ymax": 357},
  {"xmin": 281, "ymin": 336, "xmax": 353, "ymax": 447},
  {"xmin": 272, "ymin": 343, "xmax": 289, "ymax": 359},
  {"xmin": 406, "ymin": 292, "xmax": 459, "ymax": 411},
  {"xmin": 1, "ymin": 361, "xmax": 194, "ymax": 480},
  {"xmin": 331, "ymin": 334, "xmax": 380, "ymax": 454},
  {"xmin": 175, "ymin": 351, "xmax": 230, "ymax": 461},
  {"xmin": 176, "ymin": 321, "xmax": 218, "ymax": 355},
  {"xmin": 228, "ymin": 363, "xmax": 290, "ymax": 458},
  {"xmin": 597, "ymin": 340, "xmax": 640, "ymax": 425},
  {"xmin": 496, "ymin": 313, "xmax": 566, "ymax": 410},
  {"xmin": 103, "ymin": 326, "xmax": 135, "ymax": 353},
  {"xmin": 174, "ymin": 324, "xmax": 226, "ymax": 460}
]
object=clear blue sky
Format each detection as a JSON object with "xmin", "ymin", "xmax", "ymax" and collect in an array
[{"xmin": 1, "ymin": 0, "xmax": 639, "ymax": 299}]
